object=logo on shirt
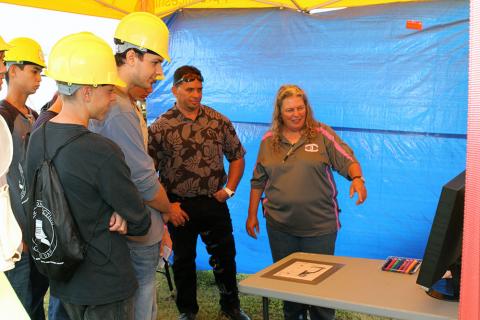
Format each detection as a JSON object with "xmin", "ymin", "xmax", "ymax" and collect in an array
[{"xmin": 305, "ymin": 144, "xmax": 319, "ymax": 152}]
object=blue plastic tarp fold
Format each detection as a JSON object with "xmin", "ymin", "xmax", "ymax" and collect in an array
[{"xmin": 148, "ymin": 0, "xmax": 468, "ymax": 273}]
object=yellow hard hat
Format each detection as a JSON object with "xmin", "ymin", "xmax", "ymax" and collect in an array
[
  {"xmin": 115, "ymin": 12, "xmax": 170, "ymax": 62},
  {"xmin": 0, "ymin": 35, "xmax": 12, "ymax": 51},
  {"xmin": 4, "ymin": 37, "xmax": 45, "ymax": 67},
  {"xmin": 45, "ymin": 32, "xmax": 125, "ymax": 88}
]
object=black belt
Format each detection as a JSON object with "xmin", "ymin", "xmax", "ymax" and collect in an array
[{"xmin": 167, "ymin": 193, "xmax": 213, "ymax": 201}]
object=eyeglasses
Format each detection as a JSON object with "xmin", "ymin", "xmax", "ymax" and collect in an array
[{"xmin": 173, "ymin": 73, "xmax": 204, "ymax": 86}]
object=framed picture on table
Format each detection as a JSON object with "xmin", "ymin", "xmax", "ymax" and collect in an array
[{"xmin": 262, "ymin": 258, "xmax": 344, "ymax": 285}]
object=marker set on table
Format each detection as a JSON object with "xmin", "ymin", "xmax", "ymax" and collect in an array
[{"xmin": 381, "ymin": 256, "xmax": 421, "ymax": 274}]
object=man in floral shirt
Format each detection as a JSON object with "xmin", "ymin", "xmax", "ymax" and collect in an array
[{"xmin": 148, "ymin": 65, "xmax": 249, "ymax": 320}]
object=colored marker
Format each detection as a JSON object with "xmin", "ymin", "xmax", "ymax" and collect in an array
[
  {"xmin": 382, "ymin": 258, "xmax": 393, "ymax": 270},
  {"xmin": 385, "ymin": 258, "xmax": 398, "ymax": 271},
  {"xmin": 396, "ymin": 259, "xmax": 407, "ymax": 271},
  {"xmin": 405, "ymin": 259, "xmax": 418, "ymax": 273},
  {"xmin": 399, "ymin": 259, "xmax": 412, "ymax": 272},
  {"xmin": 391, "ymin": 259, "xmax": 404, "ymax": 271},
  {"xmin": 405, "ymin": 260, "xmax": 419, "ymax": 274}
]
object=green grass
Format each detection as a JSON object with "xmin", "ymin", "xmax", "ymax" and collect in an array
[
  {"xmin": 45, "ymin": 270, "xmax": 391, "ymax": 319},
  {"xmin": 156, "ymin": 270, "xmax": 392, "ymax": 320}
]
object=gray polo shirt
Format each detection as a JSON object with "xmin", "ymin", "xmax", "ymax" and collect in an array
[{"xmin": 251, "ymin": 122, "xmax": 358, "ymax": 237}]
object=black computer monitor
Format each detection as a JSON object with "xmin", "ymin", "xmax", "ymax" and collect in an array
[{"xmin": 416, "ymin": 170, "xmax": 465, "ymax": 301}]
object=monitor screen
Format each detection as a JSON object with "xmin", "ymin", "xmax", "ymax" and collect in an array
[{"xmin": 416, "ymin": 170, "xmax": 465, "ymax": 301}]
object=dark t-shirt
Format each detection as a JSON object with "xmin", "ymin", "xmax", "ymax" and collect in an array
[
  {"xmin": 32, "ymin": 110, "xmax": 58, "ymax": 131},
  {"xmin": 25, "ymin": 122, "xmax": 151, "ymax": 305},
  {"xmin": 0, "ymin": 100, "xmax": 38, "ymax": 235}
]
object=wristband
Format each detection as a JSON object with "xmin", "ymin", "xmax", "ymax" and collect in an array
[
  {"xmin": 352, "ymin": 176, "xmax": 365, "ymax": 183},
  {"xmin": 223, "ymin": 187, "xmax": 235, "ymax": 198}
]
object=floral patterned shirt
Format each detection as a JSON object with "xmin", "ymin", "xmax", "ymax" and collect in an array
[{"xmin": 148, "ymin": 104, "xmax": 246, "ymax": 197}]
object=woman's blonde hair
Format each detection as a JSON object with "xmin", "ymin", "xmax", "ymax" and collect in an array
[{"xmin": 271, "ymin": 84, "xmax": 317, "ymax": 151}]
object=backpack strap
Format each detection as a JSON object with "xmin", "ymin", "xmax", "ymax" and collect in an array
[{"xmin": 41, "ymin": 123, "xmax": 89, "ymax": 162}]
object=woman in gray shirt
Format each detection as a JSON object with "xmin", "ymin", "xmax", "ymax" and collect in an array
[{"xmin": 246, "ymin": 84, "xmax": 367, "ymax": 320}]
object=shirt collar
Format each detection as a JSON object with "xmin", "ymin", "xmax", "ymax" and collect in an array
[
  {"xmin": 280, "ymin": 133, "xmax": 306, "ymax": 146},
  {"xmin": 172, "ymin": 103, "xmax": 205, "ymax": 121}
]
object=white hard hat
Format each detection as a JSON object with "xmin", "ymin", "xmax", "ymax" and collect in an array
[{"xmin": 0, "ymin": 116, "xmax": 13, "ymax": 178}]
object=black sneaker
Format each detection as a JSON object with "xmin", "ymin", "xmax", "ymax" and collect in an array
[
  {"xmin": 178, "ymin": 312, "xmax": 197, "ymax": 320},
  {"xmin": 221, "ymin": 307, "xmax": 251, "ymax": 320}
]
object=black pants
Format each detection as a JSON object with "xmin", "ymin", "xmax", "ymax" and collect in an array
[
  {"xmin": 168, "ymin": 195, "xmax": 240, "ymax": 314},
  {"xmin": 63, "ymin": 296, "xmax": 134, "ymax": 320}
]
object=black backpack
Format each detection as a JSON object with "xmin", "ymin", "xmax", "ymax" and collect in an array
[{"xmin": 28, "ymin": 124, "xmax": 89, "ymax": 281}]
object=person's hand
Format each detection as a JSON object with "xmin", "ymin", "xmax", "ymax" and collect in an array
[
  {"xmin": 161, "ymin": 212, "xmax": 170, "ymax": 223},
  {"xmin": 350, "ymin": 178, "xmax": 367, "ymax": 205},
  {"xmin": 109, "ymin": 211, "xmax": 127, "ymax": 234},
  {"xmin": 168, "ymin": 202, "xmax": 190, "ymax": 227},
  {"xmin": 246, "ymin": 215, "xmax": 260, "ymax": 239},
  {"xmin": 160, "ymin": 228, "xmax": 173, "ymax": 258},
  {"xmin": 213, "ymin": 189, "xmax": 229, "ymax": 203}
]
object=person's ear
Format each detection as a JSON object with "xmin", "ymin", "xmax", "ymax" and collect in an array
[
  {"xmin": 7, "ymin": 65, "xmax": 16, "ymax": 78},
  {"xmin": 125, "ymin": 49, "xmax": 136, "ymax": 66},
  {"xmin": 171, "ymin": 85, "xmax": 177, "ymax": 97},
  {"xmin": 81, "ymin": 86, "xmax": 92, "ymax": 102}
]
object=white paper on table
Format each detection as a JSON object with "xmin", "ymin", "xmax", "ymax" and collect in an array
[{"xmin": 273, "ymin": 261, "xmax": 333, "ymax": 281}]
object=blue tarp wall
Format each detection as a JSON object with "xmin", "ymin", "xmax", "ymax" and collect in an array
[{"xmin": 147, "ymin": 0, "xmax": 469, "ymax": 274}]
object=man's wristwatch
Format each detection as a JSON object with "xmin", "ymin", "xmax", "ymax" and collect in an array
[
  {"xmin": 223, "ymin": 187, "xmax": 235, "ymax": 198},
  {"xmin": 352, "ymin": 176, "xmax": 365, "ymax": 183}
]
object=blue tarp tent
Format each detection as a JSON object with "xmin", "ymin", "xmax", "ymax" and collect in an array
[{"xmin": 147, "ymin": 0, "xmax": 468, "ymax": 274}]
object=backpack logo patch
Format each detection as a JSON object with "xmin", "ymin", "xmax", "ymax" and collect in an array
[{"xmin": 31, "ymin": 200, "xmax": 60, "ymax": 263}]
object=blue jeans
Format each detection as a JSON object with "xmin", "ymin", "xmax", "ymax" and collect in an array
[
  {"xmin": 5, "ymin": 253, "xmax": 51, "ymax": 320},
  {"xmin": 49, "ymin": 295, "xmax": 70, "ymax": 320},
  {"xmin": 128, "ymin": 242, "xmax": 160, "ymax": 320},
  {"xmin": 4, "ymin": 252, "xmax": 32, "ymax": 313},
  {"xmin": 266, "ymin": 223, "xmax": 337, "ymax": 320},
  {"xmin": 29, "ymin": 256, "xmax": 49, "ymax": 320}
]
